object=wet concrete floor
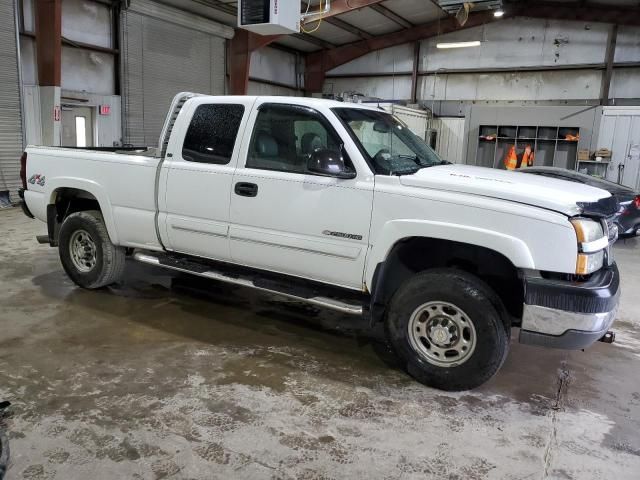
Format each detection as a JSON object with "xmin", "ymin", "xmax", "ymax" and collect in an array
[{"xmin": 1, "ymin": 206, "xmax": 640, "ymax": 479}]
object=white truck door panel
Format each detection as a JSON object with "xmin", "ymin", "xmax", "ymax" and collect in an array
[
  {"xmin": 229, "ymin": 102, "xmax": 374, "ymax": 290},
  {"xmin": 161, "ymin": 98, "xmax": 255, "ymax": 261}
]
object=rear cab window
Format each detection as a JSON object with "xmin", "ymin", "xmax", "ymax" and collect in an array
[{"xmin": 182, "ymin": 104, "xmax": 244, "ymax": 164}]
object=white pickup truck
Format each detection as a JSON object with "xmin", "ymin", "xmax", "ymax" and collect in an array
[{"xmin": 19, "ymin": 93, "xmax": 620, "ymax": 390}]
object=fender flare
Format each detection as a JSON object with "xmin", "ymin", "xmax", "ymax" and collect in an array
[
  {"xmin": 46, "ymin": 177, "xmax": 120, "ymax": 245},
  {"xmin": 365, "ymin": 219, "xmax": 535, "ymax": 288}
]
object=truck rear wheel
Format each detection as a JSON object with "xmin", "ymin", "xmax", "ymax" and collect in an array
[
  {"xmin": 58, "ymin": 210, "xmax": 125, "ymax": 289},
  {"xmin": 385, "ymin": 269, "xmax": 509, "ymax": 391}
]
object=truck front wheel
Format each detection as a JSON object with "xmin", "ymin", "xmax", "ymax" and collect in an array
[
  {"xmin": 385, "ymin": 269, "xmax": 509, "ymax": 391},
  {"xmin": 58, "ymin": 210, "xmax": 125, "ymax": 289}
]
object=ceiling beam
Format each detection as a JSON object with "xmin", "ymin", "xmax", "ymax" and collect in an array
[
  {"xmin": 305, "ymin": 10, "xmax": 501, "ymax": 91},
  {"xmin": 301, "ymin": 1, "xmax": 373, "ymax": 39},
  {"xmin": 507, "ymin": 1, "xmax": 640, "ymax": 26},
  {"xmin": 427, "ymin": 0, "xmax": 452, "ymax": 18},
  {"xmin": 302, "ymin": 0, "xmax": 387, "ymax": 23},
  {"xmin": 323, "ymin": 16, "xmax": 373, "ymax": 39},
  {"xmin": 291, "ymin": 33, "xmax": 335, "ymax": 49},
  {"xmin": 369, "ymin": 4, "xmax": 413, "ymax": 28}
]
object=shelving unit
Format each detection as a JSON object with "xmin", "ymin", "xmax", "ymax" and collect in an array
[
  {"xmin": 577, "ymin": 159, "xmax": 610, "ymax": 178},
  {"xmin": 476, "ymin": 125, "xmax": 580, "ymax": 170}
]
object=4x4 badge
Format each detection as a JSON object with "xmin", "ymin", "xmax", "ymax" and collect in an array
[{"xmin": 28, "ymin": 174, "xmax": 45, "ymax": 186}]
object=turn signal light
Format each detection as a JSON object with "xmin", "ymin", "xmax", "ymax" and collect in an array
[{"xmin": 576, "ymin": 251, "xmax": 605, "ymax": 275}]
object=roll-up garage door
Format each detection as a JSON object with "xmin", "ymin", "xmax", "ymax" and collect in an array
[
  {"xmin": 0, "ymin": 0, "xmax": 24, "ymax": 201},
  {"xmin": 120, "ymin": 0, "xmax": 233, "ymax": 146}
]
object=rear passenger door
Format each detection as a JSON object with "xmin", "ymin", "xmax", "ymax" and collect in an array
[
  {"xmin": 160, "ymin": 98, "xmax": 254, "ymax": 261},
  {"xmin": 228, "ymin": 102, "xmax": 374, "ymax": 290}
]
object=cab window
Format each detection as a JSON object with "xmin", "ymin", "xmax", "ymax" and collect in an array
[
  {"xmin": 182, "ymin": 104, "xmax": 244, "ymax": 164},
  {"xmin": 246, "ymin": 104, "xmax": 349, "ymax": 174}
]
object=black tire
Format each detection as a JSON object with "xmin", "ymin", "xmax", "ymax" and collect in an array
[
  {"xmin": 58, "ymin": 210, "xmax": 126, "ymax": 289},
  {"xmin": 0, "ymin": 430, "xmax": 8, "ymax": 480},
  {"xmin": 385, "ymin": 268, "xmax": 510, "ymax": 391}
]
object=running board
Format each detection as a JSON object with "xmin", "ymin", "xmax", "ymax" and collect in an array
[{"xmin": 133, "ymin": 252, "xmax": 364, "ymax": 315}]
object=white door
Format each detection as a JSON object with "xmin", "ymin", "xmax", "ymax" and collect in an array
[
  {"xmin": 160, "ymin": 98, "xmax": 254, "ymax": 261},
  {"xmin": 61, "ymin": 106, "xmax": 94, "ymax": 147},
  {"xmin": 229, "ymin": 102, "xmax": 374, "ymax": 290},
  {"xmin": 599, "ymin": 108, "xmax": 640, "ymax": 189}
]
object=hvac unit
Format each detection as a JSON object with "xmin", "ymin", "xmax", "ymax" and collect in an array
[{"xmin": 238, "ymin": 0, "xmax": 301, "ymax": 35}]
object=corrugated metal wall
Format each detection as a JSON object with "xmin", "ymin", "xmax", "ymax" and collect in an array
[
  {"xmin": 597, "ymin": 107, "xmax": 640, "ymax": 189},
  {"xmin": 120, "ymin": 0, "xmax": 231, "ymax": 146},
  {"xmin": 0, "ymin": 0, "xmax": 23, "ymax": 200},
  {"xmin": 384, "ymin": 105, "xmax": 429, "ymax": 138},
  {"xmin": 326, "ymin": 19, "xmax": 640, "ymax": 103},
  {"xmin": 427, "ymin": 117, "xmax": 466, "ymax": 164}
]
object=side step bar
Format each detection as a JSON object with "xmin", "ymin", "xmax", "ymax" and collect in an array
[{"xmin": 133, "ymin": 252, "xmax": 364, "ymax": 316}]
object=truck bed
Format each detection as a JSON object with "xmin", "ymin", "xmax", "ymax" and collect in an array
[
  {"xmin": 23, "ymin": 145, "xmax": 163, "ymax": 251},
  {"xmin": 59, "ymin": 146, "xmax": 159, "ymax": 157}
]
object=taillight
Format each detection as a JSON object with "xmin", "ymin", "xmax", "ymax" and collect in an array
[
  {"xmin": 19, "ymin": 152, "xmax": 27, "ymax": 189},
  {"xmin": 634, "ymin": 195, "xmax": 640, "ymax": 209}
]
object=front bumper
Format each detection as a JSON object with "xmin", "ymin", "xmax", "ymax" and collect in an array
[{"xmin": 519, "ymin": 263, "xmax": 620, "ymax": 349}]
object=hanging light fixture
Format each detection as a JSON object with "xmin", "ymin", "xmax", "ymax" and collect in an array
[{"xmin": 436, "ymin": 41, "xmax": 481, "ymax": 49}]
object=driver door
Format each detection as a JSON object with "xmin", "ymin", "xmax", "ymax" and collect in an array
[{"xmin": 228, "ymin": 102, "xmax": 374, "ymax": 290}]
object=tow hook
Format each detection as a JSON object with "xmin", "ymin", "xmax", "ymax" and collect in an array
[{"xmin": 599, "ymin": 330, "xmax": 616, "ymax": 344}]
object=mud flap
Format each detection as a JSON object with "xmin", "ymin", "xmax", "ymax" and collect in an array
[{"xmin": 0, "ymin": 191, "xmax": 11, "ymax": 208}]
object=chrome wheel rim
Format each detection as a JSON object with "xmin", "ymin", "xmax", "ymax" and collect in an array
[
  {"xmin": 69, "ymin": 229, "xmax": 97, "ymax": 273},
  {"xmin": 408, "ymin": 301, "xmax": 477, "ymax": 368}
]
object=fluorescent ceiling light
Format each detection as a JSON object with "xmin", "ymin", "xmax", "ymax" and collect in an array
[
  {"xmin": 436, "ymin": 41, "xmax": 481, "ymax": 49},
  {"xmin": 494, "ymin": 9, "xmax": 505, "ymax": 17}
]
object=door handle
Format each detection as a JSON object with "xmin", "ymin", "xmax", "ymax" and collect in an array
[{"xmin": 234, "ymin": 182, "xmax": 258, "ymax": 197}]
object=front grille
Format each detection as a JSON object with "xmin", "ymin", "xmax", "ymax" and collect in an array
[
  {"xmin": 606, "ymin": 216, "xmax": 618, "ymax": 242},
  {"xmin": 604, "ymin": 216, "xmax": 618, "ymax": 265}
]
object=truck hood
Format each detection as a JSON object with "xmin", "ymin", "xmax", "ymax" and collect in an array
[{"xmin": 399, "ymin": 164, "xmax": 611, "ymax": 216}]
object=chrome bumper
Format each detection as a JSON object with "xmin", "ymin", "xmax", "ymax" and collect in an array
[{"xmin": 519, "ymin": 263, "xmax": 620, "ymax": 350}]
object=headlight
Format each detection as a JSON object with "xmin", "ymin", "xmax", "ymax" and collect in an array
[
  {"xmin": 571, "ymin": 218, "xmax": 607, "ymax": 274},
  {"xmin": 571, "ymin": 218, "xmax": 603, "ymax": 243}
]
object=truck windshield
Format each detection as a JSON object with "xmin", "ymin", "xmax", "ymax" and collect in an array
[{"xmin": 333, "ymin": 108, "xmax": 445, "ymax": 175}]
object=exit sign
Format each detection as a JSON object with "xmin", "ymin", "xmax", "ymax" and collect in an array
[{"xmin": 99, "ymin": 105, "xmax": 111, "ymax": 116}]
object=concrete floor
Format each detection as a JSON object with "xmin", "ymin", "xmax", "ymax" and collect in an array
[{"xmin": 1, "ymin": 206, "xmax": 640, "ymax": 480}]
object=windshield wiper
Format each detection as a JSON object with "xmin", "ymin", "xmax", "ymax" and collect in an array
[
  {"xmin": 396, "ymin": 154, "xmax": 449, "ymax": 168},
  {"xmin": 390, "ymin": 167, "xmax": 421, "ymax": 176},
  {"xmin": 418, "ymin": 159, "xmax": 451, "ymax": 168}
]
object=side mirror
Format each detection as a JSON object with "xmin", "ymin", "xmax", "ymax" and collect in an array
[{"xmin": 307, "ymin": 148, "xmax": 356, "ymax": 179}]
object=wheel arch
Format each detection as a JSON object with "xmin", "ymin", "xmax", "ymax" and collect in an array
[
  {"xmin": 368, "ymin": 230, "xmax": 528, "ymax": 327},
  {"xmin": 46, "ymin": 179, "xmax": 119, "ymax": 246}
]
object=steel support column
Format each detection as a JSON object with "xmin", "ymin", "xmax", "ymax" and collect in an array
[
  {"xmin": 228, "ymin": 29, "xmax": 281, "ymax": 95},
  {"xmin": 600, "ymin": 24, "xmax": 618, "ymax": 106},
  {"xmin": 410, "ymin": 41, "xmax": 420, "ymax": 103},
  {"xmin": 34, "ymin": 0, "xmax": 61, "ymax": 86}
]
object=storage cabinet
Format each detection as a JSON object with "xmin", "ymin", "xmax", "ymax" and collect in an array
[{"xmin": 475, "ymin": 125, "xmax": 580, "ymax": 170}]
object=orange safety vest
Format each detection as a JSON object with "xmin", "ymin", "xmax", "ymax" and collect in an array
[
  {"xmin": 504, "ymin": 145, "xmax": 518, "ymax": 170},
  {"xmin": 521, "ymin": 144, "xmax": 534, "ymax": 167}
]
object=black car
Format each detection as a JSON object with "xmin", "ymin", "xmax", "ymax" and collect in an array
[{"xmin": 522, "ymin": 166, "xmax": 640, "ymax": 237}]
